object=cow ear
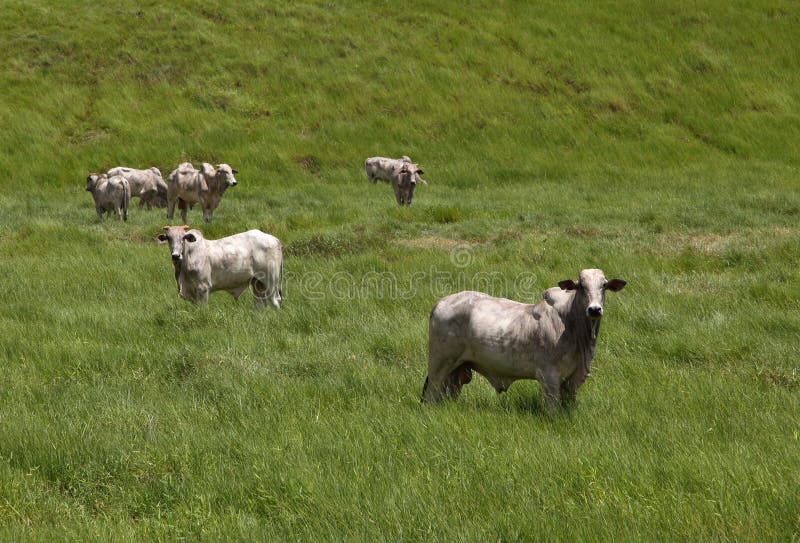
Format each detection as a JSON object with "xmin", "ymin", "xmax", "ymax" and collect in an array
[
  {"xmin": 416, "ymin": 169, "xmax": 424, "ymax": 175},
  {"xmin": 183, "ymin": 233, "xmax": 197, "ymax": 243},
  {"xmin": 156, "ymin": 234, "xmax": 168, "ymax": 243},
  {"xmin": 558, "ymin": 279, "xmax": 578, "ymax": 291},
  {"xmin": 231, "ymin": 169, "xmax": 239, "ymax": 174},
  {"xmin": 605, "ymin": 279, "xmax": 626, "ymax": 292}
]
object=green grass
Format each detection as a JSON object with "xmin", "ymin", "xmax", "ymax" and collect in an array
[{"xmin": 1, "ymin": 0, "xmax": 799, "ymax": 540}]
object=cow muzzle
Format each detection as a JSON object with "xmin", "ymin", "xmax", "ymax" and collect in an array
[
  {"xmin": 587, "ymin": 305, "xmax": 603, "ymax": 319},
  {"xmin": 171, "ymin": 254, "xmax": 181, "ymax": 262}
]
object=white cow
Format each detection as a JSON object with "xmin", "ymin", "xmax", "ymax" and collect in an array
[
  {"xmin": 107, "ymin": 166, "xmax": 168, "ymax": 210},
  {"xmin": 166, "ymin": 162, "xmax": 238, "ymax": 223},
  {"xmin": 422, "ymin": 269, "xmax": 626, "ymax": 411},
  {"xmin": 85, "ymin": 173, "xmax": 130, "ymax": 221},
  {"xmin": 365, "ymin": 156, "xmax": 427, "ymax": 206},
  {"xmin": 158, "ymin": 227, "xmax": 282, "ymax": 309}
]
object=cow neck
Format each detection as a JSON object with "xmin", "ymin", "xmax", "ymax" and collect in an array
[
  {"xmin": 181, "ymin": 241, "xmax": 205, "ymax": 272},
  {"xmin": 566, "ymin": 292, "xmax": 600, "ymax": 380}
]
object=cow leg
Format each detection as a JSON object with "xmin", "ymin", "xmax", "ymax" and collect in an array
[
  {"xmin": 230, "ymin": 284, "xmax": 249, "ymax": 301},
  {"xmin": 180, "ymin": 202, "xmax": 188, "ymax": 224},
  {"xmin": 537, "ymin": 370, "xmax": 561, "ymax": 412},
  {"xmin": 421, "ymin": 376, "xmax": 431, "ymax": 402},
  {"xmin": 422, "ymin": 359, "xmax": 462, "ymax": 403},
  {"xmin": 421, "ymin": 375, "xmax": 445, "ymax": 403},
  {"xmin": 141, "ymin": 190, "xmax": 153, "ymax": 210},
  {"xmin": 392, "ymin": 183, "xmax": 404, "ymax": 205},
  {"xmin": 195, "ymin": 288, "xmax": 209, "ymax": 305},
  {"xmin": 560, "ymin": 369, "xmax": 586, "ymax": 407},
  {"xmin": 95, "ymin": 207, "xmax": 103, "ymax": 220},
  {"xmin": 559, "ymin": 381, "xmax": 577, "ymax": 407},
  {"xmin": 542, "ymin": 383, "xmax": 561, "ymax": 412},
  {"xmin": 166, "ymin": 198, "xmax": 176, "ymax": 219}
]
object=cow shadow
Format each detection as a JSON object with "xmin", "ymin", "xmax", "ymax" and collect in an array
[
  {"xmin": 417, "ymin": 381, "xmax": 578, "ymax": 418},
  {"xmin": 500, "ymin": 393, "xmax": 578, "ymax": 418}
]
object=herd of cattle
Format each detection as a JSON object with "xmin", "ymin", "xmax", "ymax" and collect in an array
[
  {"xmin": 84, "ymin": 156, "xmax": 626, "ymax": 411},
  {"xmin": 85, "ymin": 155, "xmax": 426, "ymax": 221}
]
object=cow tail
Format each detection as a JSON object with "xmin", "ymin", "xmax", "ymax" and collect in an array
[
  {"xmin": 278, "ymin": 256, "xmax": 284, "ymax": 302},
  {"xmin": 122, "ymin": 179, "xmax": 130, "ymax": 221}
]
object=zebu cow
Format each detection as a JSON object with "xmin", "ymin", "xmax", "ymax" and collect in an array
[
  {"xmin": 107, "ymin": 166, "xmax": 168, "ymax": 209},
  {"xmin": 158, "ymin": 227, "xmax": 282, "ymax": 309},
  {"xmin": 85, "ymin": 173, "xmax": 130, "ymax": 221},
  {"xmin": 156, "ymin": 224, "xmax": 189, "ymax": 291},
  {"xmin": 166, "ymin": 162, "xmax": 238, "ymax": 223},
  {"xmin": 365, "ymin": 156, "xmax": 427, "ymax": 206},
  {"xmin": 422, "ymin": 269, "xmax": 626, "ymax": 411}
]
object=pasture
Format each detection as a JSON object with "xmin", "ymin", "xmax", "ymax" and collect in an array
[{"xmin": 0, "ymin": 0, "xmax": 798, "ymax": 540}]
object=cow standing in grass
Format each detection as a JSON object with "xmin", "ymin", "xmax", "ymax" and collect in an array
[
  {"xmin": 365, "ymin": 155, "xmax": 427, "ymax": 206},
  {"xmin": 158, "ymin": 227, "xmax": 283, "ymax": 309},
  {"xmin": 166, "ymin": 162, "xmax": 238, "ymax": 223},
  {"xmin": 107, "ymin": 166, "xmax": 168, "ymax": 210},
  {"xmin": 422, "ymin": 269, "xmax": 626, "ymax": 411},
  {"xmin": 85, "ymin": 173, "xmax": 131, "ymax": 221}
]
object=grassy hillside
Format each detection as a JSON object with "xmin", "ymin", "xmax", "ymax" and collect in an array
[{"xmin": 0, "ymin": 0, "xmax": 798, "ymax": 540}]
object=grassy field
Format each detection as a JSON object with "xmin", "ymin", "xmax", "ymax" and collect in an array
[{"xmin": 1, "ymin": 0, "xmax": 799, "ymax": 540}]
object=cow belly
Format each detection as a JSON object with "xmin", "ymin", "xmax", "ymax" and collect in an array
[
  {"xmin": 210, "ymin": 262, "xmax": 255, "ymax": 291},
  {"xmin": 463, "ymin": 339, "xmax": 537, "ymax": 379},
  {"xmin": 176, "ymin": 190, "xmax": 200, "ymax": 205}
]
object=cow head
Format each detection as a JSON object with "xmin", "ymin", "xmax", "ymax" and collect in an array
[
  {"xmin": 157, "ymin": 225, "xmax": 190, "ymax": 263},
  {"xmin": 85, "ymin": 173, "xmax": 104, "ymax": 192},
  {"xmin": 202, "ymin": 163, "xmax": 238, "ymax": 187},
  {"xmin": 558, "ymin": 269, "xmax": 626, "ymax": 319},
  {"xmin": 399, "ymin": 163, "xmax": 424, "ymax": 185}
]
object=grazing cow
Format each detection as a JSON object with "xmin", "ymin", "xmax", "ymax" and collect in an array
[
  {"xmin": 107, "ymin": 166, "xmax": 168, "ymax": 210},
  {"xmin": 158, "ymin": 227, "xmax": 282, "ymax": 309},
  {"xmin": 422, "ymin": 269, "xmax": 626, "ymax": 411},
  {"xmin": 365, "ymin": 156, "xmax": 427, "ymax": 206},
  {"xmin": 85, "ymin": 173, "xmax": 130, "ymax": 221},
  {"xmin": 166, "ymin": 162, "xmax": 238, "ymax": 223}
]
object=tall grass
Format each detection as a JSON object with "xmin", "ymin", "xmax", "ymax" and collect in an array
[{"xmin": 0, "ymin": 0, "xmax": 798, "ymax": 540}]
